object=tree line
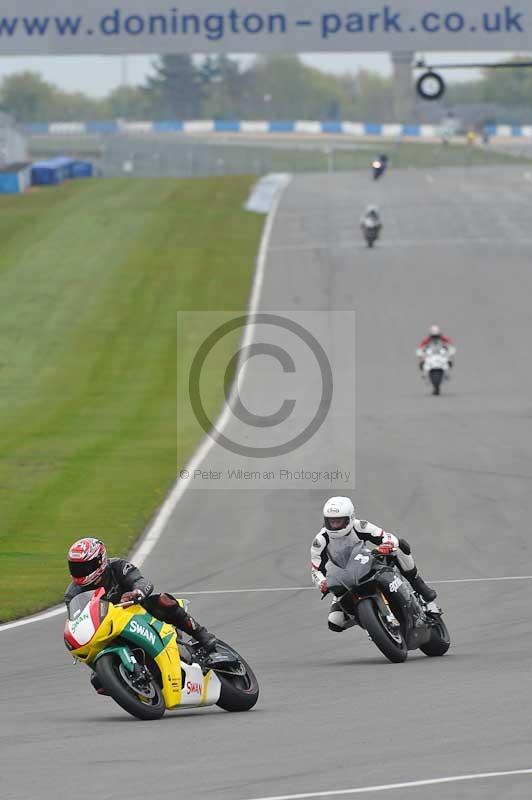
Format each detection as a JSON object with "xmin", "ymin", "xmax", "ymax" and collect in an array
[{"xmin": 1, "ymin": 54, "xmax": 531, "ymax": 124}]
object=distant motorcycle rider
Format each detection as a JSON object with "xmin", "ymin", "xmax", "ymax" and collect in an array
[
  {"xmin": 371, "ymin": 153, "xmax": 388, "ymax": 179},
  {"xmin": 65, "ymin": 538, "xmax": 217, "ymax": 690},
  {"xmin": 311, "ymin": 497, "xmax": 438, "ymax": 633},
  {"xmin": 416, "ymin": 324, "xmax": 456, "ymax": 371},
  {"xmin": 360, "ymin": 204, "xmax": 382, "ymax": 234}
]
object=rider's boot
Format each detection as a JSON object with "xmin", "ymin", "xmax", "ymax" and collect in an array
[
  {"xmin": 177, "ymin": 610, "xmax": 217, "ymax": 652},
  {"xmin": 157, "ymin": 593, "xmax": 217, "ymax": 652},
  {"xmin": 328, "ymin": 602, "xmax": 357, "ymax": 632},
  {"xmin": 328, "ymin": 602, "xmax": 345, "ymax": 632},
  {"xmin": 186, "ymin": 617, "xmax": 217, "ymax": 652},
  {"xmin": 408, "ymin": 570, "xmax": 437, "ymax": 603}
]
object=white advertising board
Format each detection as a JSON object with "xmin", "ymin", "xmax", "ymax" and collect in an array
[{"xmin": 0, "ymin": 1, "xmax": 529, "ymax": 55}]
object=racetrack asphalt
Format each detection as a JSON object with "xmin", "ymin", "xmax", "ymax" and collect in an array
[{"xmin": 2, "ymin": 166, "xmax": 532, "ymax": 800}]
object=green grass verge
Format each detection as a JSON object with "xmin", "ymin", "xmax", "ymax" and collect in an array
[{"xmin": 0, "ymin": 176, "xmax": 263, "ymax": 621}]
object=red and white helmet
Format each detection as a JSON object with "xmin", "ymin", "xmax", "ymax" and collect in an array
[
  {"xmin": 323, "ymin": 496, "xmax": 355, "ymax": 539},
  {"xmin": 67, "ymin": 538, "xmax": 108, "ymax": 586}
]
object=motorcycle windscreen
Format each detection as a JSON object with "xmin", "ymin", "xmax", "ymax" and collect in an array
[
  {"xmin": 65, "ymin": 589, "xmax": 109, "ymax": 649},
  {"xmin": 327, "ymin": 537, "xmax": 356, "ymax": 569},
  {"xmin": 326, "ymin": 542, "xmax": 375, "ymax": 595},
  {"xmin": 67, "ymin": 589, "xmax": 109, "ymax": 622},
  {"xmin": 67, "ymin": 590, "xmax": 93, "ymax": 620}
]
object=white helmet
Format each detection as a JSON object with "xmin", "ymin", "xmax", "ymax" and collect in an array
[
  {"xmin": 429, "ymin": 324, "xmax": 441, "ymax": 337},
  {"xmin": 323, "ymin": 496, "xmax": 355, "ymax": 539}
]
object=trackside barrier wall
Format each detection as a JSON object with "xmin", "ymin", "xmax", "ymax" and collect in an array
[
  {"xmin": 69, "ymin": 161, "xmax": 94, "ymax": 178},
  {"xmin": 22, "ymin": 121, "xmax": 532, "ymax": 138},
  {"xmin": 31, "ymin": 157, "xmax": 74, "ymax": 185},
  {"xmin": 31, "ymin": 157, "xmax": 94, "ymax": 185}
]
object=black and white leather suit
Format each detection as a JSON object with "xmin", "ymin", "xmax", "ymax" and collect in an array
[{"xmin": 311, "ymin": 520, "xmax": 427, "ymax": 631}]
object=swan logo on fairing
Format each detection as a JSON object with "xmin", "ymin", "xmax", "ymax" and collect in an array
[
  {"xmin": 130, "ymin": 619, "xmax": 156, "ymax": 645},
  {"xmin": 70, "ymin": 609, "xmax": 88, "ymax": 632}
]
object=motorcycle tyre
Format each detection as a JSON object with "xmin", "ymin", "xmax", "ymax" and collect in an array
[
  {"xmin": 357, "ymin": 599, "xmax": 408, "ymax": 663},
  {"xmin": 430, "ymin": 368, "xmax": 444, "ymax": 395},
  {"xmin": 95, "ymin": 653, "xmax": 166, "ymax": 720},
  {"xmin": 215, "ymin": 640, "xmax": 259, "ymax": 712}
]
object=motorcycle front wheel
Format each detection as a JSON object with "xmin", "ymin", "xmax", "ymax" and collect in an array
[
  {"xmin": 430, "ymin": 368, "xmax": 444, "ymax": 395},
  {"xmin": 357, "ymin": 599, "xmax": 408, "ymax": 663},
  {"xmin": 95, "ymin": 653, "xmax": 166, "ymax": 720}
]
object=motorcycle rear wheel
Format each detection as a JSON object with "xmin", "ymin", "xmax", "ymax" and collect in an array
[
  {"xmin": 357, "ymin": 599, "xmax": 408, "ymax": 663},
  {"xmin": 95, "ymin": 653, "xmax": 166, "ymax": 720},
  {"xmin": 214, "ymin": 640, "xmax": 259, "ymax": 712}
]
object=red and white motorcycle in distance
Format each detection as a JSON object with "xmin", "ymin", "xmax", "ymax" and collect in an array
[{"xmin": 416, "ymin": 344, "xmax": 456, "ymax": 396}]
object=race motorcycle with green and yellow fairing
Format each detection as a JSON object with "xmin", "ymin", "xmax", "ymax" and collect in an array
[{"xmin": 64, "ymin": 587, "xmax": 259, "ymax": 720}]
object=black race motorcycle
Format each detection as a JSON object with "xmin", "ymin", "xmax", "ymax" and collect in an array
[{"xmin": 325, "ymin": 541, "xmax": 450, "ymax": 663}]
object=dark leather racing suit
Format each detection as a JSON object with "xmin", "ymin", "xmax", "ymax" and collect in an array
[{"xmin": 65, "ymin": 558, "xmax": 215, "ymax": 647}]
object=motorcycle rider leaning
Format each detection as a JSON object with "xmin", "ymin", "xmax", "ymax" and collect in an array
[
  {"xmin": 311, "ymin": 497, "xmax": 438, "ymax": 633},
  {"xmin": 65, "ymin": 538, "xmax": 217, "ymax": 692},
  {"xmin": 417, "ymin": 324, "xmax": 456, "ymax": 371}
]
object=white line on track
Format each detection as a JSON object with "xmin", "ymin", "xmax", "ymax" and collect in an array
[
  {"xmin": 0, "ymin": 605, "xmax": 64, "ymax": 632},
  {"xmin": 0, "ymin": 179, "xmax": 292, "ymax": 636},
  {"xmin": 242, "ymin": 768, "xmax": 532, "ymax": 800},
  {"xmin": 130, "ymin": 178, "xmax": 291, "ymax": 569},
  {"xmin": 173, "ymin": 586, "xmax": 311, "ymax": 596},
  {"xmin": 433, "ymin": 575, "xmax": 532, "ymax": 584},
  {"xmin": 2, "ymin": 574, "xmax": 532, "ymax": 632},
  {"xmin": 172, "ymin": 574, "xmax": 532, "ymax": 595},
  {"xmin": 268, "ymin": 237, "xmax": 532, "ymax": 252}
]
